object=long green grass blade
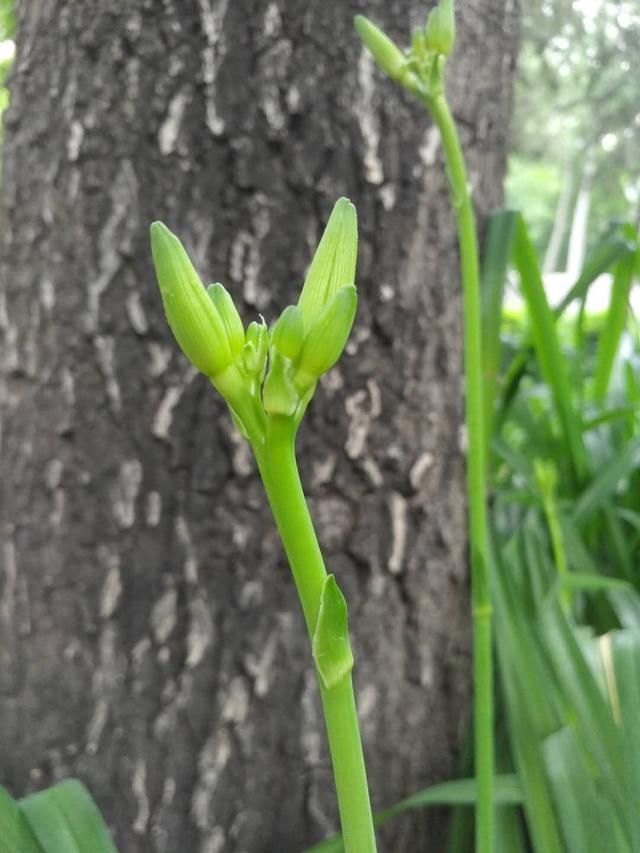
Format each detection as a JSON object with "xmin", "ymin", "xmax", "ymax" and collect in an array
[
  {"xmin": 492, "ymin": 544, "xmax": 565, "ymax": 852},
  {"xmin": 499, "ymin": 672, "xmax": 563, "ymax": 853},
  {"xmin": 603, "ymin": 504, "xmax": 635, "ymax": 581},
  {"xmin": 608, "ymin": 588, "xmax": 640, "ymax": 630},
  {"xmin": 571, "ymin": 437, "xmax": 640, "ymax": 523},
  {"xmin": 582, "ymin": 404, "xmax": 640, "ymax": 432},
  {"xmin": 593, "ymin": 251, "xmax": 637, "ymax": 402},
  {"xmin": 495, "ymin": 805, "xmax": 527, "ymax": 853},
  {"xmin": 608, "ymin": 630, "xmax": 640, "ymax": 851},
  {"xmin": 553, "ymin": 573, "xmax": 631, "ymax": 595},
  {"xmin": 625, "ymin": 360, "xmax": 640, "ymax": 405},
  {"xmin": 19, "ymin": 780, "xmax": 117, "ymax": 853},
  {"xmin": 543, "ymin": 727, "xmax": 629, "ymax": 853},
  {"xmin": 0, "ymin": 788, "xmax": 44, "ymax": 853},
  {"xmin": 481, "ymin": 209, "xmax": 518, "ymax": 445},
  {"xmin": 540, "ymin": 604, "xmax": 628, "ymax": 828},
  {"xmin": 491, "ymin": 216, "xmax": 634, "ymax": 436},
  {"xmin": 554, "ymin": 230, "xmax": 635, "ymax": 317},
  {"xmin": 511, "ymin": 215, "xmax": 588, "ymax": 481}
]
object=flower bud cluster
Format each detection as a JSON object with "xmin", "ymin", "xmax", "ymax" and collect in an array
[
  {"xmin": 264, "ymin": 285, "xmax": 358, "ymax": 417},
  {"xmin": 150, "ymin": 198, "xmax": 359, "ymax": 442},
  {"xmin": 355, "ymin": 0, "xmax": 456, "ymax": 100}
]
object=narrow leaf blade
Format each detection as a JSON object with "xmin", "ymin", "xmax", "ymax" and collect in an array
[{"xmin": 20, "ymin": 780, "xmax": 117, "ymax": 853}]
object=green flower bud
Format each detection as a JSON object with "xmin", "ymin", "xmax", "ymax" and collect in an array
[
  {"xmin": 425, "ymin": 7, "xmax": 441, "ymax": 50},
  {"xmin": 297, "ymin": 198, "xmax": 357, "ymax": 328},
  {"xmin": 150, "ymin": 222, "xmax": 231, "ymax": 378},
  {"xmin": 207, "ymin": 283, "xmax": 245, "ymax": 360},
  {"xmin": 243, "ymin": 341, "xmax": 258, "ymax": 374},
  {"xmin": 271, "ymin": 305, "xmax": 304, "ymax": 360},
  {"xmin": 244, "ymin": 320, "xmax": 268, "ymax": 377},
  {"xmin": 440, "ymin": 0, "xmax": 456, "ymax": 53},
  {"xmin": 296, "ymin": 285, "xmax": 357, "ymax": 385},
  {"xmin": 425, "ymin": 0, "xmax": 455, "ymax": 56},
  {"xmin": 354, "ymin": 15, "xmax": 407, "ymax": 82},
  {"xmin": 262, "ymin": 351, "xmax": 299, "ymax": 417},
  {"xmin": 411, "ymin": 27, "xmax": 426, "ymax": 55}
]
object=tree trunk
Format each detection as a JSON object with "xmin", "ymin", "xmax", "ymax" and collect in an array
[{"xmin": 0, "ymin": 2, "xmax": 519, "ymax": 851}]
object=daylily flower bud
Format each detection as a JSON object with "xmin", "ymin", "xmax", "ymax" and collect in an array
[
  {"xmin": 262, "ymin": 351, "xmax": 299, "ymax": 417},
  {"xmin": 207, "ymin": 283, "xmax": 245, "ymax": 360},
  {"xmin": 244, "ymin": 320, "xmax": 268, "ymax": 377},
  {"xmin": 425, "ymin": 0, "xmax": 455, "ymax": 56},
  {"xmin": 150, "ymin": 222, "xmax": 231, "ymax": 378},
  {"xmin": 296, "ymin": 285, "xmax": 357, "ymax": 385},
  {"xmin": 354, "ymin": 15, "xmax": 407, "ymax": 82},
  {"xmin": 243, "ymin": 342, "xmax": 258, "ymax": 374},
  {"xmin": 272, "ymin": 305, "xmax": 304, "ymax": 361},
  {"xmin": 297, "ymin": 198, "xmax": 357, "ymax": 327},
  {"xmin": 411, "ymin": 27, "xmax": 426, "ymax": 55}
]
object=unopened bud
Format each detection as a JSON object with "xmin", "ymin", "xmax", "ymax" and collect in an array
[
  {"xmin": 425, "ymin": 0, "xmax": 455, "ymax": 56},
  {"xmin": 244, "ymin": 320, "xmax": 268, "ymax": 377},
  {"xmin": 150, "ymin": 221, "xmax": 231, "ymax": 377},
  {"xmin": 272, "ymin": 305, "xmax": 304, "ymax": 360},
  {"xmin": 296, "ymin": 285, "xmax": 357, "ymax": 384},
  {"xmin": 297, "ymin": 198, "xmax": 358, "ymax": 327},
  {"xmin": 354, "ymin": 15, "xmax": 407, "ymax": 82},
  {"xmin": 207, "ymin": 283, "xmax": 245, "ymax": 360},
  {"xmin": 411, "ymin": 27, "xmax": 426, "ymax": 55}
]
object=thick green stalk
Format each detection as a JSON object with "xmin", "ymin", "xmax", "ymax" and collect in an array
[
  {"xmin": 255, "ymin": 416, "xmax": 377, "ymax": 853},
  {"xmin": 425, "ymin": 92, "xmax": 494, "ymax": 853}
]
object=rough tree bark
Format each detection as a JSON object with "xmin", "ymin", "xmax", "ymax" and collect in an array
[{"xmin": 0, "ymin": 1, "xmax": 519, "ymax": 851}]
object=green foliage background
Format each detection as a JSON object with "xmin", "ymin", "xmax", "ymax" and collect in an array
[
  {"xmin": 0, "ymin": 0, "xmax": 15, "ymax": 152},
  {"xmin": 508, "ymin": 0, "xmax": 640, "ymax": 259}
]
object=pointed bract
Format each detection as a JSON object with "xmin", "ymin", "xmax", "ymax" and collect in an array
[
  {"xmin": 150, "ymin": 222, "xmax": 231, "ymax": 377},
  {"xmin": 312, "ymin": 574, "xmax": 354, "ymax": 690},
  {"xmin": 297, "ymin": 198, "xmax": 357, "ymax": 327},
  {"xmin": 262, "ymin": 351, "xmax": 299, "ymax": 417}
]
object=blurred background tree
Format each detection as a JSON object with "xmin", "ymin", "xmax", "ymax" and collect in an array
[
  {"xmin": 0, "ymin": 0, "xmax": 15, "ymax": 152},
  {"xmin": 507, "ymin": 0, "xmax": 640, "ymax": 273}
]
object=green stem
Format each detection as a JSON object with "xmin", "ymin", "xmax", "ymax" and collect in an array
[
  {"xmin": 255, "ymin": 416, "xmax": 377, "ymax": 853},
  {"xmin": 319, "ymin": 679, "xmax": 377, "ymax": 853},
  {"xmin": 426, "ymin": 92, "xmax": 494, "ymax": 853}
]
